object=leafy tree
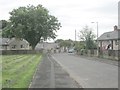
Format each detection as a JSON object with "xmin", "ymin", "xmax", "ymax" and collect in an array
[
  {"xmin": 0, "ymin": 20, "xmax": 8, "ymax": 29},
  {"xmin": 60, "ymin": 39, "xmax": 72, "ymax": 48},
  {"xmin": 55, "ymin": 39, "xmax": 64, "ymax": 44},
  {"xmin": 55, "ymin": 39, "xmax": 73, "ymax": 52},
  {"xmin": 55, "ymin": 39, "xmax": 73, "ymax": 48},
  {"xmin": 0, "ymin": 20, "xmax": 10, "ymax": 37},
  {"xmin": 65, "ymin": 39, "xmax": 73, "ymax": 48},
  {"xmin": 3, "ymin": 5, "xmax": 61, "ymax": 49},
  {"xmin": 74, "ymin": 41, "xmax": 85, "ymax": 51},
  {"xmin": 78, "ymin": 26, "xmax": 96, "ymax": 50}
]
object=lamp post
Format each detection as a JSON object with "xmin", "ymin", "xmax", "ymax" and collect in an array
[
  {"xmin": 75, "ymin": 29, "xmax": 76, "ymax": 41},
  {"xmin": 91, "ymin": 22, "xmax": 99, "ymax": 56}
]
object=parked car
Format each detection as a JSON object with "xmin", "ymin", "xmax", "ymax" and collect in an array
[{"xmin": 68, "ymin": 49, "xmax": 74, "ymax": 53}]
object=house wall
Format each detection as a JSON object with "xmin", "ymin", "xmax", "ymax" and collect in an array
[
  {"xmin": 0, "ymin": 46, "xmax": 3, "ymax": 50},
  {"xmin": 99, "ymin": 40, "xmax": 120, "ymax": 50},
  {"xmin": 113, "ymin": 40, "xmax": 120, "ymax": 50},
  {"xmin": 0, "ymin": 45, "xmax": 4, "ymax": 50},
  {"xmin": 35, "ymin": 43, "xmax": 44, "ymax": 50},
  {"xmin": 8, "ymin": 39, "xmax": 29, "ymax": 50},
  {"xmin": 99, "ymin": 40, "xmax": 111, "ymax": 50},
  {"xmin": 2, "ymin": 45, "xmax": 7, "ymax": 50},
  {"xmin": 45, "ymin": 43, "xmax": 58, "ymax": 50},
  {"xmin": 0, "ymin": 45, "xmax": 8, "ymax": 50},
  {"xmin": 35, "ymin": 42, "xmax": 58, "ymax": 50}
]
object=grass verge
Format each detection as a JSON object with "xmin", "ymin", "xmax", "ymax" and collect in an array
[{"xmin": 2, "ymin": 54, "xmax": 42, "ymax": 88}]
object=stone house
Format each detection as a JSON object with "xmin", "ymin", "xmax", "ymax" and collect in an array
[
  {"xmin": 98, "ymin": 26, "xmax": 120, "ymax": 51},
  {"xmin": 0, "ymin": 38, "xmax": 30, "ymax": 50},
  {"xmin": 35, "ymin": 42, "xmax": 58, "ymax": 50}
]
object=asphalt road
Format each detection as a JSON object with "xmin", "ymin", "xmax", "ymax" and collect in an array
[
  {"xmin": 29, "ymin": 54, "xmax": 81, "ymax": 88},
  {"xmin": 52, "ymin": 53, "xmax": 118, "ymax": 88}
]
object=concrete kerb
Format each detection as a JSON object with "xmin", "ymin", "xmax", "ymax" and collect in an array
[{"xmin": 51, "ymin": 55, "xmax": 83, "ymax": 88}]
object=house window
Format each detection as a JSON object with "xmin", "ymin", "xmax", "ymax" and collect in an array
[
  {"xmin": 12, "ymin": 45, "xmax": 16, "ymax": 49},
  {"xmin": 115, "ymin": 40, "xmax": 118, "ymax": 45},
  {"xmin": 21, "ymin": 45, "xmax": 24, "ymax": 48}
]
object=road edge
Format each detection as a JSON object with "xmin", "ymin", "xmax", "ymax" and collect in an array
[{"xmin": 51, "ymin": 54, "xmax": 83, "ymax": 88}]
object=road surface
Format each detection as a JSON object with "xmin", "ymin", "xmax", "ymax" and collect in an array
[{"xmin": 52, "ymin": 53, "xmax": 118, "ymax": 88}]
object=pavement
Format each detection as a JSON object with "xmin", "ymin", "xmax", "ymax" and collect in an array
[
  {"xmin": 29, "ymin": 54, "xmax": 81, "ymax": 88},
  {"xmin": 74, "ymin": 54, "xmax": 119, "ymax": 67},
  {"xmin": 52, "ymin": 53, "xmax": 118, "ymax": 88}
]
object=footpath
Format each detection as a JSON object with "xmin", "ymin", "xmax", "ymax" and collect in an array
[
  {"xmin": 29, "ymin": 54, "xmax": 81, "ymax": 88},
  {"xmin": 74, "ymin": 54, "xmax": 119, "ymax": 66}
]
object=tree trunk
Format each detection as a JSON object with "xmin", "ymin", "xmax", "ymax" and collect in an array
[{"xmin": 31, "ymin": 45, "xmax": 36, "ymax": 50}]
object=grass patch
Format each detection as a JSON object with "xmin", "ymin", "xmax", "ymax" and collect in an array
[{"xmin": 2, "ymin": 54, "xmax": 42, "ymax": 88}]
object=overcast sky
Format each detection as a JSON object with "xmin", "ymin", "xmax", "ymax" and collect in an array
[{"xmin": 0, "ymin": 0, "xmax": 119, "ymax": 41}]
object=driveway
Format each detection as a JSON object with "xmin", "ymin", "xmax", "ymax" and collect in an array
[{"xmin": 52, "ymin": 53, "xmax": 118, "ymax": 88}]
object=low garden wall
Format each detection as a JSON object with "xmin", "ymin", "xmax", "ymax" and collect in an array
[
  {"xmin": 1, "ymin": 50, "xmax": 43, "ymax": 55},
  {"xmin": 77, "ymin": 49, "xmax": 120, "ymax": 60},
  {"xmin": 101, "ymin": 50, "xmax": 120, "ymax": 60}
]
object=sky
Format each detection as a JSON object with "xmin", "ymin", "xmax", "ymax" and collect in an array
[{"xmin": 0, "ymin": 0, "xmax": 119, "ymax": 41}]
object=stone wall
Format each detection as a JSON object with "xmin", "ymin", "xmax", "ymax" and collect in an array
[
  {"xmin": 1, "ymin": 50, "xmax": 43, "ymax": 55},
  {"xmin": 79, "ymin": 49, "xmax": 120, "ymax": 60}
]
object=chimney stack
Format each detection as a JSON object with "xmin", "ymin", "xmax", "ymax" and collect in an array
[{"xmin": 114, "ymin": 25, "xmax": 118, "ymax": 31}]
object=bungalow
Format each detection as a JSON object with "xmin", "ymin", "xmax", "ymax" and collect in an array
[
  {"xmin": 0, "ymin": 38, "xmax": 30, "ymax": 50},
  {"xmin": 98, "ymin": 26, "xmax": 120, "ymax": 51}
]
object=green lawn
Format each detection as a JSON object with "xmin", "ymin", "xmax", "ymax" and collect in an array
[{"xmin": 2, "ymin": 54, "xmax": 42, "ymax": 88}]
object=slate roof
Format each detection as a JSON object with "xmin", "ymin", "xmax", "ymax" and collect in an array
[
  {"xmin": 8, "ymin": 38, "xmax": 29, "ymax": 44},
  {"xmin": 0, "ymin": 38, "xmax": 29, "ymax": 46},
  {"xmin": 97, "ymin": 30, "xmax": 120, "ymax": 40}
]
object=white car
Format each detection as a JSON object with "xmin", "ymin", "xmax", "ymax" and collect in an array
[{"xmin": 68, "ymin": 49, "xmax": 74, "ymax": 53}]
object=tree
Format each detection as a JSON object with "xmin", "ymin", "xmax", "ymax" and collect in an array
[
  {"xmin": 55, "ymin": 39, "xmax": 64, "ymax": 44},
  {"xmin": 3, "ymin": 5, "xmax": 61, "ymax": 49},
  {"xmin": 78, "ymin": 26, "xmax": 96, "ymax": 50},
  {"xmin": 0, "ymin": 20, "xmax": 8, "ymax": 29},
  {"xmin": 74, "ymin": 41, "xmax": 85, "ymax": 51},
  {"xmin": 60, "ymin": 39, "xmax": 72, "ymax": 48},
  {"xmin": 55, "ymin": 39, "xmax": 73, "ymax": 52},
  {"xmin": 0, "ymin": 20, "xmax": 9, "ymax": 37}
]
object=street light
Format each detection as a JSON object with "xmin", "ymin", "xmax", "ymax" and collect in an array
[
  {"xmin": 91, "ymin": 22, "xmax": 99, "ymax": 56},
  {"xmin": 75, "ymin": 29, "xmax": 76, "ymax": 41},
  {"xmin": 91, "ymin": 22, "xmax": 98, "ymax": 38}
]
